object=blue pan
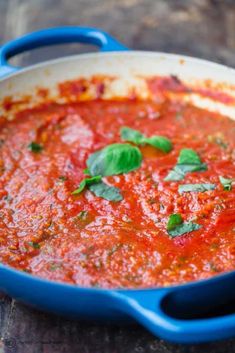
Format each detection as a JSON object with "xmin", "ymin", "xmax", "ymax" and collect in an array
[{"xmin": 0, "ymin": 27, "xmax": 235, "ymax": 344}]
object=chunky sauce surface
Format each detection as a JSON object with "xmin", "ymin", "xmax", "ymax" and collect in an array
[{"xmin": 0, "ymin": 80, "xmax": 235, "ymax": 288}]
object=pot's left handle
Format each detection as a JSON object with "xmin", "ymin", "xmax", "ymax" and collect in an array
[{"xmin": 0, "ymin": 26, "xmax": 128, "ymax": 78}]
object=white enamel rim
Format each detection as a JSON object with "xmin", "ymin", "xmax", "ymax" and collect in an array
[{"xmin": 0, "ymin": 51, "xmax": 235, "ymax": 120}]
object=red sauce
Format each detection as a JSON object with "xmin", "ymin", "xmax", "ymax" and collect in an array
[
  {"xmin": 0, "ymin": 79, "xmax": 235, "ymax": 288},
  {"xmin": 147, "ymin": 76, "xmax": 235, "ymax": 105}
]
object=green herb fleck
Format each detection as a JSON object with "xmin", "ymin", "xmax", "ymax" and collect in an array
[
  {"xmin": 144, "ymin": 136, "xmax": 172, "ymax": 153},
  {"xmin": 28, "ymin": 142, "xmax": 43, "ymax": 153},
  {"xmin": 167, "ymin": 213, "xmax": 183, "ymax": 231},
  {"xmin": 167, "ymin": 213, "xmax": 201, "ymax": 237},
  {"xmin": 28, "ymin": 241, "xmax": 40, "ymax": 249},
  {"xmin": 89, "ymin": 181, "xmax": 123, "ymax": 202},
  {"xmin": 219, "ymin": 176, "xmax": 234, "ymax": 191},
  {"xmin": 3, "ymin": 195, "xmax": 12, "ymax": 202},
  {"xmin": 72, "ymin": 175, "xmax": 102, "ymax": 195},
  {"xmin": 120, "ymin": 127, "xmax": 143, "ymax": 144},
  {"xmin": 22, "ymin": 268, "xmax": 31, "ymax": 273},
  {"xmin": 83, "ymin": 168, "xmax": 90, "ymax": 175},
  {"xmin": 120, "ymin": 126, "xmax": 172, "ymax": 153},
  {"xmin": 178, "ymin": 183, "xmax": 215, "ymax": 194},
  {"xmin": 165, "ymin": 148, "xmax": 207, "ymax": 181},
  {"xmin": 178, "ymin": 148, "xmax": 201, "ymax": 164},
  {"xmin": 178, "ymin": 256, "xmax": 187, "ymax": 263},
  {"xmin": 58, "ymin": 176, "xmax": 67, "ymax": 182},
  {"xmin": 209, "ymin": 262, "xmax": 220, "ymax": 272},
  {"xmin": 108, "ymin": 243, "xmax": 123, "ymax": 256},
  {"xmin": 77, "ymin": 210, "xmax": 88, "ymax": 220},
  {"xmin": 168, "ymin": 222, "xmax": 201, "ymax": 238}
]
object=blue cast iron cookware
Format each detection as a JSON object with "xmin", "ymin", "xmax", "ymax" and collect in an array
[{"xmin": 0, "ymin": 27, "xmax": 235, "ymax": 344}]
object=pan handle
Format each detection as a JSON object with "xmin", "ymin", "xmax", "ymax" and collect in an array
[
  {"xmin": 115, "ymin": 278, "xmax": 235, "ymax": 344},
  {"xmin": 0, "ymin": 26, "xmax": 128, "ymax": 78}
]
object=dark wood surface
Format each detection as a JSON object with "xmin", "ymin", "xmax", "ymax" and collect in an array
[{"xmin": 1, "ymin": 0, "xmax": 235, "ymax": 352}]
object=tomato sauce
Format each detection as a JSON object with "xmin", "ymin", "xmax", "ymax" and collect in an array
[{"xmin": 0, "ymin": 77, "xmax": 235, "ymax": 288}]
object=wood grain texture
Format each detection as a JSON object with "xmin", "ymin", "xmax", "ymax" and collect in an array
[{"xmin": 1, "ymin": 0, "xmax": 235, "ymax": 352}]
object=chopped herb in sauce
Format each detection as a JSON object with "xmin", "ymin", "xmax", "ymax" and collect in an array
[
  {"xmin": 219, "ymin": 176, "xmax": 234, "ymax": 191},
  {"xmin": 209, "ymin": 262, "xmax": 220, "ymax": 272},
  {"xmin": 3, "ymin": 195, "xmax": 12, "ymax": 202},
  {"xmin": 167, "ymin": 213, "xmax": 183, "ymax": 231},
  {"xmin": 120, "ymin": 127, "xmax": 143, "ymax": 144},
  {"xmin": 72, "ymin": 175, "xmax": 102, "ymax": 195},
  {"xmin": 178, "ymin": 183, "xmax": 215, "ymax": 194},
  {"xmin": 120, "ymin": 126, "xmax": 172, "ymax": 153},
  {"xmin": 28, "ymin": 241, "xmax": 40, "ymax": 249},
  {"xmin": 77, "ymin": 210, "xmax": 89, "ymax": 220},
  {"xmin": 28, "ymin": 142, "xmax": 43, "ymax": 153},
  {"xmin": 165, "ymin": 148, "xmax": 207, "ymax": 181},
  {"xmin": 89, "ymin": 181, "xmax": 123, "ymax": 202},
  {"xmin": 83, "ymin": 168, "xmax": 90, "ymax": 175},
  {"xmin": 22, "ymin": 268, "xmax": 31, "ymax": 273},
  {"xmin": 58, "ymin": 176, "xmax": 67, "ymax": 182},
  {"xmin": 87, "ymin": 143, "xmax": 142, "ymax": 177},
  {"xmin": 72, "ymin": 174, "xmax": 123, "ymax": 202},
  {"xmin": 108, "ymin": 243, "xmax": 123, "ymax": 256},
  {"xmin": 167, "ymin": 213, "xmax": 201, "ymax": 237}
]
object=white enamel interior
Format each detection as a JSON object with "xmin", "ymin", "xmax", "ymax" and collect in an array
[{"xmin": 0, "ymin": 51, "xmax": 235, "ymax": 120}]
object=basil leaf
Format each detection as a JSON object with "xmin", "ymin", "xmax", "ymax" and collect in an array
[
  {"xmin": 178, "ymin": 148, "xmax": 202, "ymax": 165},
  {"xmin": 168, "ymin": 222, "xmax": 202, "ymax": 238},
  {"xmin": 87, "ymin": 143, "xmax": 142, "ymax": 177},
  {"xmin": 219, "ymin": 176, "xmax": 234, "ymax": 191},
  {"xmin": 165, "ymin": 164, "xmax": 207, "ymax": 181},
  {"xmin": 89, "ymin": 181, "xmax": 123, "ymax": 201},
  {"xmin": 176, "ymin": 164, "xmax": 207, "ymax": 173},
  {"xmin": 28, "ymin": 142, "xmax": 43, "ymax": 153},
  {"xmin": 72, "ymin": 175, "xmax": 102, "ymax": 195},
  {"xmin": 83, "ymin": 168, "xmax": 90, "ymax": 175},
  {"xmin": 143, "ymin": 136, "xmax": 172, "ymax": 153},
  {"xmin": 167, "ymin": 213, "xmax": 183, "ymax": 231},
  {"xmin": 164, "ymin": 167, "xmax": 185, "ymax": 181},
  {"xmin": 165, "ymin": 148, "xmax": 207, "ymax": 181},
  {"xmin": 120, "ymin": 126, "xmax": 172, "ymax": 153},
  {"xmin": 178, "ymin": 183, "xmax": 215, "ymax": 194},
  {"xmin": 167, "ymin": 213, "xmax": 202, "ymax": 237},
  {"xmin": 120, "ymin": 127, "xmax": 144, "ymax": 144}
]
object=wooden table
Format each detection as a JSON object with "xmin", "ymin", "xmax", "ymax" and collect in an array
[{"xmin": 1, "ymin": 1, "xmax": 235, "ymax": 352}]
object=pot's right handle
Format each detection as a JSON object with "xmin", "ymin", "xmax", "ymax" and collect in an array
[
  {"xmin": 114, "ymin": 285, "xmax": 235, "ymax": 344},
  {"xmin": 0, "ymin": 26, "xmax": 128, "ymax": 78}
]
